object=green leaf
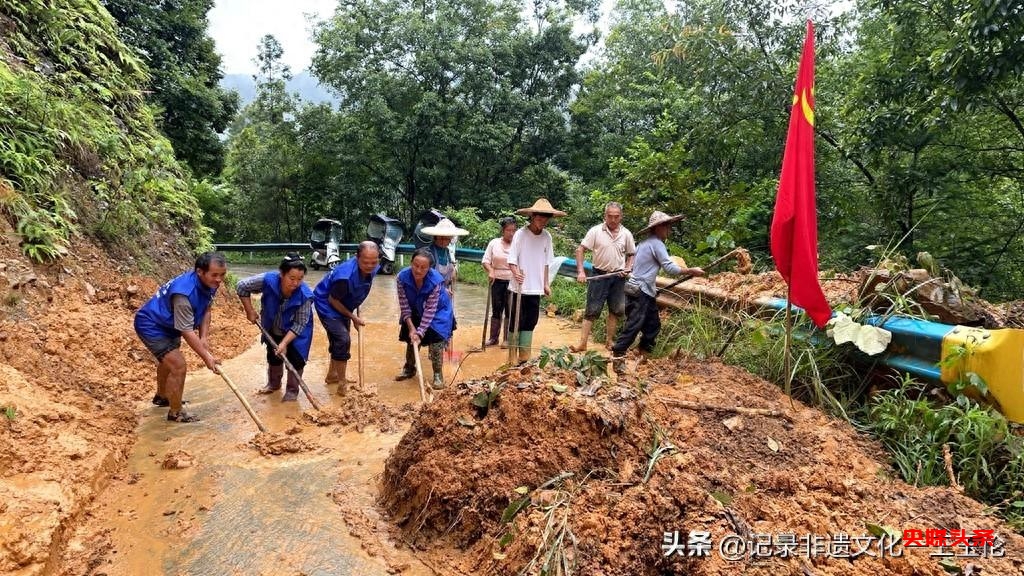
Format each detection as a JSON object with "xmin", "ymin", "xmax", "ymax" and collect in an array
[
  {"xmin": 938, "ymin": 558, "xmax": 961, "ymax": 573},
  {"xmin": 501, "ymin": 496, "xmax": 531, "ymax": 524},
  {"xmin": 710, "ymin": 490, "xmax": 733, "ymax": 506},
  {"xmin": 864, "ymin": 522, "xmax": 899, "ymax": 540},
  {"xmin": 967, "ymin": 372, "xmax": 989, "ymax": 397},
  {"xmin": 498, "ymin": 531, "xmax": 514, "ymax": 548},
  {"xmin": 472, "ymin": 391, "xmax": 491, "ymax": 409}
]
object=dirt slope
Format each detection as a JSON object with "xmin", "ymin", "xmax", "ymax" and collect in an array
[
  {"xmin": 377, "ymin": 355, "xmax": 1024, "ymax": 575},
  {"xmin": 0, "ymin": 232, "xmax": 251, "ymax": 575}
]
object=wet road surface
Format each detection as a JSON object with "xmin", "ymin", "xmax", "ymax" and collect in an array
[{"xmin": 85, "ymin": 271, "xmax": 580, "ymax": 575}]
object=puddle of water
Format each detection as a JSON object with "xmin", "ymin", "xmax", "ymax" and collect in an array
[{"xmin": 87, "ymin": 277, "xmax": 581, "ymax": 575}]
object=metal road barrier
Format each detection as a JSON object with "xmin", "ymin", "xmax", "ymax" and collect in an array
[{"xmin": 215, "ymin": 243, "xmax": 591, "ymax": 277}]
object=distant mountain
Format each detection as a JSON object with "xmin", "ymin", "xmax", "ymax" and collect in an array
[{"xmin": 220, "ymin": 71, "xmax": 340, "ymax": 107}]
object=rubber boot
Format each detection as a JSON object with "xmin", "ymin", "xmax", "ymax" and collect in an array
[
  {"xmin": 486, "ymin": 320, "xmax": 502, "ymax": 346},
  {"xmin": 282, "ymin": 367, "xmax": 301, "ymax": 402},
  {"xmin": 429, "ymin": 343, "xmax": 445, "ymax": 390},
  {"xmin": 395, "ymin": 344, "xmax": 416, "ymax": 381},
  {"xmin": 258, "ymin": 364, "xmax": 284, "ymax": 394},
  {"xmin": 518, "ymin": 331, "xmax": 533, "ymax": 364}
]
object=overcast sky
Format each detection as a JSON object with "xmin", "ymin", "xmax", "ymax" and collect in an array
[
  {"xmin": 208, "ymin": 0, "xmax": 337, "ymax": 75},
  {"xmin": 208, "ymin": 0, "xmax": 620, "ymax": 76}
]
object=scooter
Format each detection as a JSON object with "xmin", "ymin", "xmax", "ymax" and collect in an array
[
  {"xmin": 366, "ymin": 213, "xmax": 404, "ymax": 274},
  {"xmin": 309, "ymin": 218, "xmax": 344, "ymax": 270}
]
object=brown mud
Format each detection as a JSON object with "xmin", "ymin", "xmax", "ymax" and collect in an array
[
  {"xmin": 0, "ymin": 230, "xmax": 252, "ymax": 575},
  {"xmin": 376, "ymin": 356, "xmax": 1024, "ymax": 575},
  {"xmin": 2, "ymin": 228, "xmax": 1022, "ymax": 575}
]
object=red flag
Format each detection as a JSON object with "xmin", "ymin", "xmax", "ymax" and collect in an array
[{"xmin": 770, "ymin": 20, "xmax": 831, "ymax": 328}]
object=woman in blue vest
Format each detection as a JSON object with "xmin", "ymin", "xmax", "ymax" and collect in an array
[
  {"xmin": 134, "ymin": 252, "xmax": 226, "ymax": 423},
  {"xmin": 395, "ymin": 248, "xmax": 455, "ymax": 389},
  {"xmin": 237, "ymin": 253, "xmax": 314, "ymax": 402},
  {"xmin": 313, "ymin": 241, "xmax": 380, "ymax": 395}
]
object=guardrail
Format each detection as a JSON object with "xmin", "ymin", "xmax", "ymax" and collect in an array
[
  {"xmin": 656, "ymin": 279, "xmax": 1024, "ymax": 423},
  {"xmin": 215, "ymin": 242, "xmax": 592, "ymax": 276},
  {"xmin": 216, "ymin": 241, "xmax": 1023, "ymax": 422}
]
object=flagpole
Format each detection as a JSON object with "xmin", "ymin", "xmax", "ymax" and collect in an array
[{"xmin": 784, "ymin": 285, "xmax": 794, "ymax": 409}]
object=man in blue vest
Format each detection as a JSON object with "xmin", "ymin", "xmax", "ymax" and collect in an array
[
  {"xmin": 314, "ymin": 241, "xmax": 380, "ymax": 395},
  {"xmin": 134, "ymin": 252, "xmax": 227, "ymax": 423}
]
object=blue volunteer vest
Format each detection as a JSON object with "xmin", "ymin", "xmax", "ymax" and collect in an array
[
  {"xmin": 313, "ymin": 256, "xmax": 377, "ymax": 320},
  {"xmin": 135, "ymin": 271, "xmax": 215, "ymax": 339},
  {"xmin": 260, "ymin": 271, "xmax": 314, "ymax": 360},
  {"xmin": 397, "ymin": 267, "xmax": 453, "ymax": 339}
]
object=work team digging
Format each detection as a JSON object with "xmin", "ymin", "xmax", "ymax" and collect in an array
[
  {"xmin": 374, "ymin": 357, "xmax": 1023, "ymax": 576},
  {"xmin": 3, "ymin": 239, "xmax": 1024, "ymax": 575}
]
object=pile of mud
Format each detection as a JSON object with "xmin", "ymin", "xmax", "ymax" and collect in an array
[
  {"xmin": 248, "ymin": 428, "xmax": 319, "ymax": 456},
  {"xmin": 0, "ymin": 235, "xmax": 253, "ymax": 575},
  {"xmin": 683, "ymin": 268, "xmax": 1023, "ymax": 329},
  {"xmin": 303, "ymin": 390, "xmax": 417, "ymax": 433},
  {"xmin": 379, "ymin": 358, "xmax": 1023, "ymax": 575}
]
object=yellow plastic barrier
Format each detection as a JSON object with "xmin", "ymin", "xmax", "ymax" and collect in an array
[{"xmin": 941, "ymin": 326, "xmax": 1024, "ymax": 423}]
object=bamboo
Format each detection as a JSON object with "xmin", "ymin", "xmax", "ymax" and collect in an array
[
  {"xmin": 657, "ymin": 397, "xmax": 795, "ymax": 422},
  {"xmin": 217, "ymin": 370, "xmax": 269, "ymax": 433},
  {"xmin": 508, "ymin": 289, "xmax": 523, "ymax": 365},
  {"xmin": 413, "ymin": 344, "xmax": 430, "ymax": 403},
  {"xmin": 253, "ymin": 321, "xmax": 323, "ymax": 411}
]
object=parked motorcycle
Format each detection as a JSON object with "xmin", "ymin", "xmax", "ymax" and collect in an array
[
  {"xmin": 309, "ymin": 218, "xmax": 344, "ymax": 270},
  {"xmin": 366, "ymin": 213, "xmax": 404, "ymax": 274}
]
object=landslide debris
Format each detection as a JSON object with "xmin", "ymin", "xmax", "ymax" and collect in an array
[{"xmin": 378, "ymin": 357, "xmax": 1023, "ymax": 576}]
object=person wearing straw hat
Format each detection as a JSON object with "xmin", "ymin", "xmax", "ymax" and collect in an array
[
  {"xmin": 571, "ymin": 201, "xmax": 636, "ymax": 352},
  {"xmin": 237, "ymin": 252, "xmax": 314, "ymax": 402},
  {"xmin": 610, "ymin": 211, "xmax": 705, "ymax": 374},
  {"xmin": 419, "ymin": 218, "xmax": 469, "ymax": 294},
  {"xmin": 394, "ymin": 248, "xmax": 456, "ymax": 389},
  {"xmin": 507, "ymin": 198, "xmax": 566, "ymax": 363},
  {"xmin": 313, "ymin": 241, "xmax": 381, "ymax": 395}
]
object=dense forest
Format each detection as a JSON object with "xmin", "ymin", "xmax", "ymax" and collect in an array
[{"xmin": 2, "ymin": 0, "xmax": 1023, "ymax": 302}]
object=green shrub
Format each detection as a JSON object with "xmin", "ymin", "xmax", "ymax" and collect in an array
[{"xmin": 866, "ymin": 379, "xmax": 1024, "ymax": 530}]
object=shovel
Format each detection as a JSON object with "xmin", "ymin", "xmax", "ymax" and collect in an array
[
  {"xmin": 658, "ymin": 248, "xmax": 750, "ymax": 295},
  {"xmin": 412, "ymin": 343, "xmax": 431, "ymax": 403},
  {"xmin": 585, "ymin": 269, "xmax": 625, "ymax": 282},
  {"xmin": 218, "ymin": 369, "xmax": 268, "ymax": 433},
  {"xmin": 356, "ymin": 307, "xmax": 365, "ymax": 392},
  {"xmin": 480, "ymin": 279, "xmax": 493, "ymax": 350},
  {"xmin": 253, "ymin": 321, "xmax": 323, "ymax": 411},
  {"xmin": 508, "ymin": 289, "xmax": 523, "ymax": 365}
]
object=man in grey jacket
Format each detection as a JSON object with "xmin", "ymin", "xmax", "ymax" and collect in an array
[{"xmin": 610, "ymin": 211, "xmax": 704, "ymax": 373}]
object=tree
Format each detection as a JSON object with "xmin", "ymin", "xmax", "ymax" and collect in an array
[
  {"xmin": 310, "ymin": 0, "xmax": 595, "ymax": 223},
  {"xmin": 102, "ymin": 0, "xmax": 238, "ymax": 178},
  {"xmin": 223, "ymin": 36, "xmax": 303, "ymax": 241}
]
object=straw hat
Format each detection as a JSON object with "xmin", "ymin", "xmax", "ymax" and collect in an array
[
  {"xmin": 515, "ymin": 198, "xmax": 567, "ymax": 217},
  {"xmin": 637, "ymin": 211, "xmax": 685, "ymax": 235},
  {"xmin": 419, "ymin": 218, "xmax": 469, "ymax": 237}
]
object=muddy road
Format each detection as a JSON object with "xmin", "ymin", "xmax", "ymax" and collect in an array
[{"xmin": 64, "ymin": 273, "xmax": 580, "ymax": 575}]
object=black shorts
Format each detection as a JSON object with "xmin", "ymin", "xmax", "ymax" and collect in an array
[{"xmin": 138, "ymin": 333, "xmax": 181, "ymax": 361}]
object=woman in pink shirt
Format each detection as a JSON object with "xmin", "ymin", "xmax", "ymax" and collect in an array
[{"xmin": 481, "ymin": 216, "xmax": 517, "ymax": 346}]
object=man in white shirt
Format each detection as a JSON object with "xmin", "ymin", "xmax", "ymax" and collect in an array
[
  {"xmin": 572, "ymin": 202, "xmax": 636, "ymax": 352},
  {"xmin": 507, "ymin": 198, "xmax": 567, "ymax": 364}
]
